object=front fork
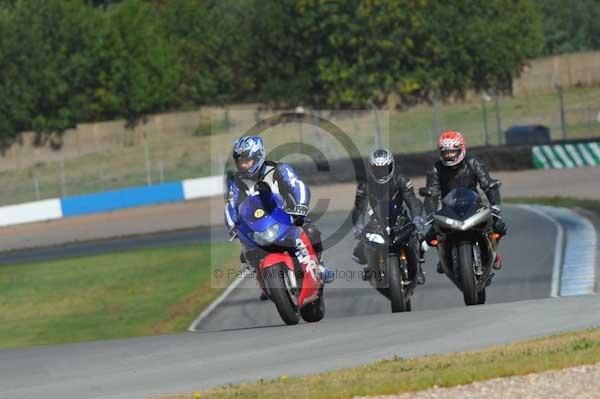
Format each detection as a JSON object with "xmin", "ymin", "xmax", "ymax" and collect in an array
[
  {"xmin": 446, "ymin": 242, "xmax": 483, "ymax": 276},
  {"xmin": 376, "ymin": 247, "xmax": 411, "ymax": 284},
  {"xmin": 398, "ymin": 248, "xmax": 412, "ymax": 285},
  {"xmin": 440, "ymin": 236, "xmax": 494, "ymax": 285}
]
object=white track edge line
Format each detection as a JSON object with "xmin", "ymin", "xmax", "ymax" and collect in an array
[
  {"xmin": 517, "ymin": 205, "xmax": 564, "ymax": 297},
  {"xmin": 187, "ymin": 269, "xmax": 250, "ymax": 332}
]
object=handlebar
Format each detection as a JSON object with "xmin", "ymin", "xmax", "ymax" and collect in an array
[{"xmin": 359, "ymin": 220, "xmax": 419, "ymax": 245}]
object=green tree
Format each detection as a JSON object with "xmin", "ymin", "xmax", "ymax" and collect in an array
[
  {"xmin": 423, "ymin": 0, "xmax": 543, "ymax": 95},
  {"xmin": 0, "ymin": 0, "xmax": 549, "ymax": 146},
  {"xmin": 535, "ymin": 0, "xmax": 600, "ymax": 55},
  {"xmin": 244, "ymin": 0, "xmax": 320, "ymax": 105},
  {"xmin": 291, "ymin": 0, "xmax": 542, "ymax": 106},
  {"xmin": 158, "ymin": 0, "xmax": 252, "ymax": 106},
  {"xmin": 300, "ymin": 0, "xmax": 430, "ymax": 106},
  {"xmin": 92, "ymin": 0, "xmax": 180, "ymax": 122},
  {"xmin": 0, "ymin": 0, "xmax": 100, "ymax": 147}
]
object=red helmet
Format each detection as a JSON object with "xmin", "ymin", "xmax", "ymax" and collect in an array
[{"xmin": 438, "ymin": 131, "xmax": 466, "ymax": 167}]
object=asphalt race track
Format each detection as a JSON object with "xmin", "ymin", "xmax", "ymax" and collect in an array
[
  {"xmin": 1, "ymin": 206, "xmax": 600, "ymax": 399},
  {"xmin": 194, "ymin": 206, "xmax": 558, "ymax": 330}
]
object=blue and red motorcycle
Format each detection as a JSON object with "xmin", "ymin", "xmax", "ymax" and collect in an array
[{"xmin": 236, "ymin": 183, "xmax": 326, "ymax": 325}]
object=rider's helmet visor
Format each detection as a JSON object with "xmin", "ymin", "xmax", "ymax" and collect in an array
[
  {"xmin": 440, "ymin": 149, "xmax": 459, "ymax": 163},
  {"xmin": 371, "ymin": 163, "xmax": 393, "ymax": 182}
]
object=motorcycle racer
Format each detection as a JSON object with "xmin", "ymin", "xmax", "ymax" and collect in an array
[
  {"xmin": 351, "ymin": 148, "xmax": 426, "ymax": 284},
  {"xmin": 225, "ymin": 136, "xmax": 334, "ymax": 299},
  {"xmin": 422, "ymin": 131, "xmax": 507, "ymax": 271}
]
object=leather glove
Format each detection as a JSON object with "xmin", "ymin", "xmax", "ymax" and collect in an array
[
  {"xmin": 288, "ymin": 204, "xmax": 309, "ymax": 226},
  {"xmin": 412, "ymin": 216, "xmax": 425, "ymax": 231},
  {"xmin": 288, "ymin": 204, "xmax": 309, "ymax": 216}
]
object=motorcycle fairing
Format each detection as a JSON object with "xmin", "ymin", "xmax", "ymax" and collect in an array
[{"xmin": 257, "ymin": 228, "xmax": 321, "ymax": 307}]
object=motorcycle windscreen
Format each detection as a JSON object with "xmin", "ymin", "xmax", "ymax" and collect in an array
[
  {"xmin": 370, "ymin": 184, "xmax": 401, "ymax": 228},
  {"xmin": 442, "ymin": 188, "xmax": 481, "ymax": 219},
  {"xmin": 238, "ymin": 193, "xmax": 287, "ymax": 232}
]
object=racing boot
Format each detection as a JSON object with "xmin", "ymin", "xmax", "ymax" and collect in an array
[
  {"xmin": 493, "ymin": 253, "xmax": 503, "ymax": 270},
  {"xmin": 416, "ymin": 264, "xmax": 426, "ymax": 285},
  {"xmin": 352, "ymin": 242, "xmax": 367, "ymax": 265},
  {"xmin": 241, "ymin": 252, "xmax": 265, "ymax": 300},
  {"xmin": 415, "ymin": 241, "xmax": 426, "ymax": 284},
  {"xmin": 240, "ymin": 252, "xmax": 254, "ymax": 272},
  {"xmin": 319, "ymin": 263, "xmax": 334, "ymax": 284},
  {"xmin": 362, "ymin": 266, "xmax": 371, "ymax": 281},
  {"xmin": 436, "ymin": 262, "xmax": 443, "ymax": 274},
  {"xmin": 419, "ymin": 240, "xmax": 429, "ymax": 263},
  {"xmin": 491, "ymin": 232, "xmax": 503, "ymax": 270}
]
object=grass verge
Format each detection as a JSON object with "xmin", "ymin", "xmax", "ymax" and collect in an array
[
  {"xmin": 0, "ymin": 242, "xmax": 238, "ymax": 349},
  {"xmin": 161, "ymin": 328, "xmax": 600, "ymax": 399}
]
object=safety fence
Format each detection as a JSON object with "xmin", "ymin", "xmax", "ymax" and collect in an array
[{"xmin": 2, "ymin": 140, "xmax": 600, "ymax": 228}]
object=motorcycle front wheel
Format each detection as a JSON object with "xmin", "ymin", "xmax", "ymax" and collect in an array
[
  {"xmin": 388, "ymin": 256, "xmax": 410, "ymax": 313},
  {"xmin": 300, "ymin": 287, "xmax": 325, "ymax": 322},
  {"xmin": 458, "ymin": 242, "xmax": 479, "ymax": 306},
  {"xmin": 264, "ymin": 264, "xmax": 300, "ymax": 325}
]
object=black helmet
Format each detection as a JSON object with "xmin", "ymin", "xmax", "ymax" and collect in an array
[{"xmin": 368, "ymin": 148, "xmax": 394, "ymax": 184}]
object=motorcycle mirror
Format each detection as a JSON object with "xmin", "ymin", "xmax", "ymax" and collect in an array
[{"xmin": 488, "ymin": 179, "xmax": 502, "ymax": 190}]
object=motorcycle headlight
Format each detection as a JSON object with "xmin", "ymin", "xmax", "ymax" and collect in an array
[{"xmin": 252, "ymin": 223, "xmax": 280, "ymax": 245}]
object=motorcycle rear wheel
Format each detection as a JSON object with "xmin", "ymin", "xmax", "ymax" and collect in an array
[{"xmin": 265, "ymin": 264, "xmax": 300, "ymax": 325}]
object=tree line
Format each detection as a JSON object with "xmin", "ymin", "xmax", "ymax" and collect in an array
[{"xmin": 0, "ymin": 0, "xmax": 586, "ymax": 147}]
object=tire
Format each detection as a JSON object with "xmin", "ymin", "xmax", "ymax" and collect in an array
[
  {"xmin": 300, "ymin": 291, "xmax": 325, "ymax": 323},
  {"xmin": 388, "ymin": 256, "xmax": 409, "ymax": 313},
  {"xmin": 477, "ymin": 287, "xmax": 487, "ymax": 304},
  {"xmin": 264, "ymin": 264, "xmax": 300, "ymax": 325},
  {"xmin": 458, "ymin": 242, "xmax": 479, "ymax": 306}
]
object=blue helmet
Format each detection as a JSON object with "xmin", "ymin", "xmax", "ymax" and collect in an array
[{"xmin": 232, "ymin": 135, "xmax": 265, "ymax": 178}]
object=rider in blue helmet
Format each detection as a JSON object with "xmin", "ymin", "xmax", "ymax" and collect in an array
[
  {"xmin": 225, "ymin": 136, "xmax": 334, "ymax": 299},
  {"xmin": 231, "ymin": 135, "xmax": 266, "ymax": 179}
]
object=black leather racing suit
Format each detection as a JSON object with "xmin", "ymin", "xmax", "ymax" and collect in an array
[
  {"xmin": 352, "ymin": 174, "xmax": 424, "ymax": 264},
  {"xmin": 423, "ymin": 156, "xmax": 507, "ymax": 236}
]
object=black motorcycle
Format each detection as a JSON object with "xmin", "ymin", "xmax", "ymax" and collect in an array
[
  {"xmin": 358, "ymin": 208, "xmax": 421, "ymax": 312},
  {"xmin": 419, "ymin": 187, "xmax": 498, "ymax": 306}
]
